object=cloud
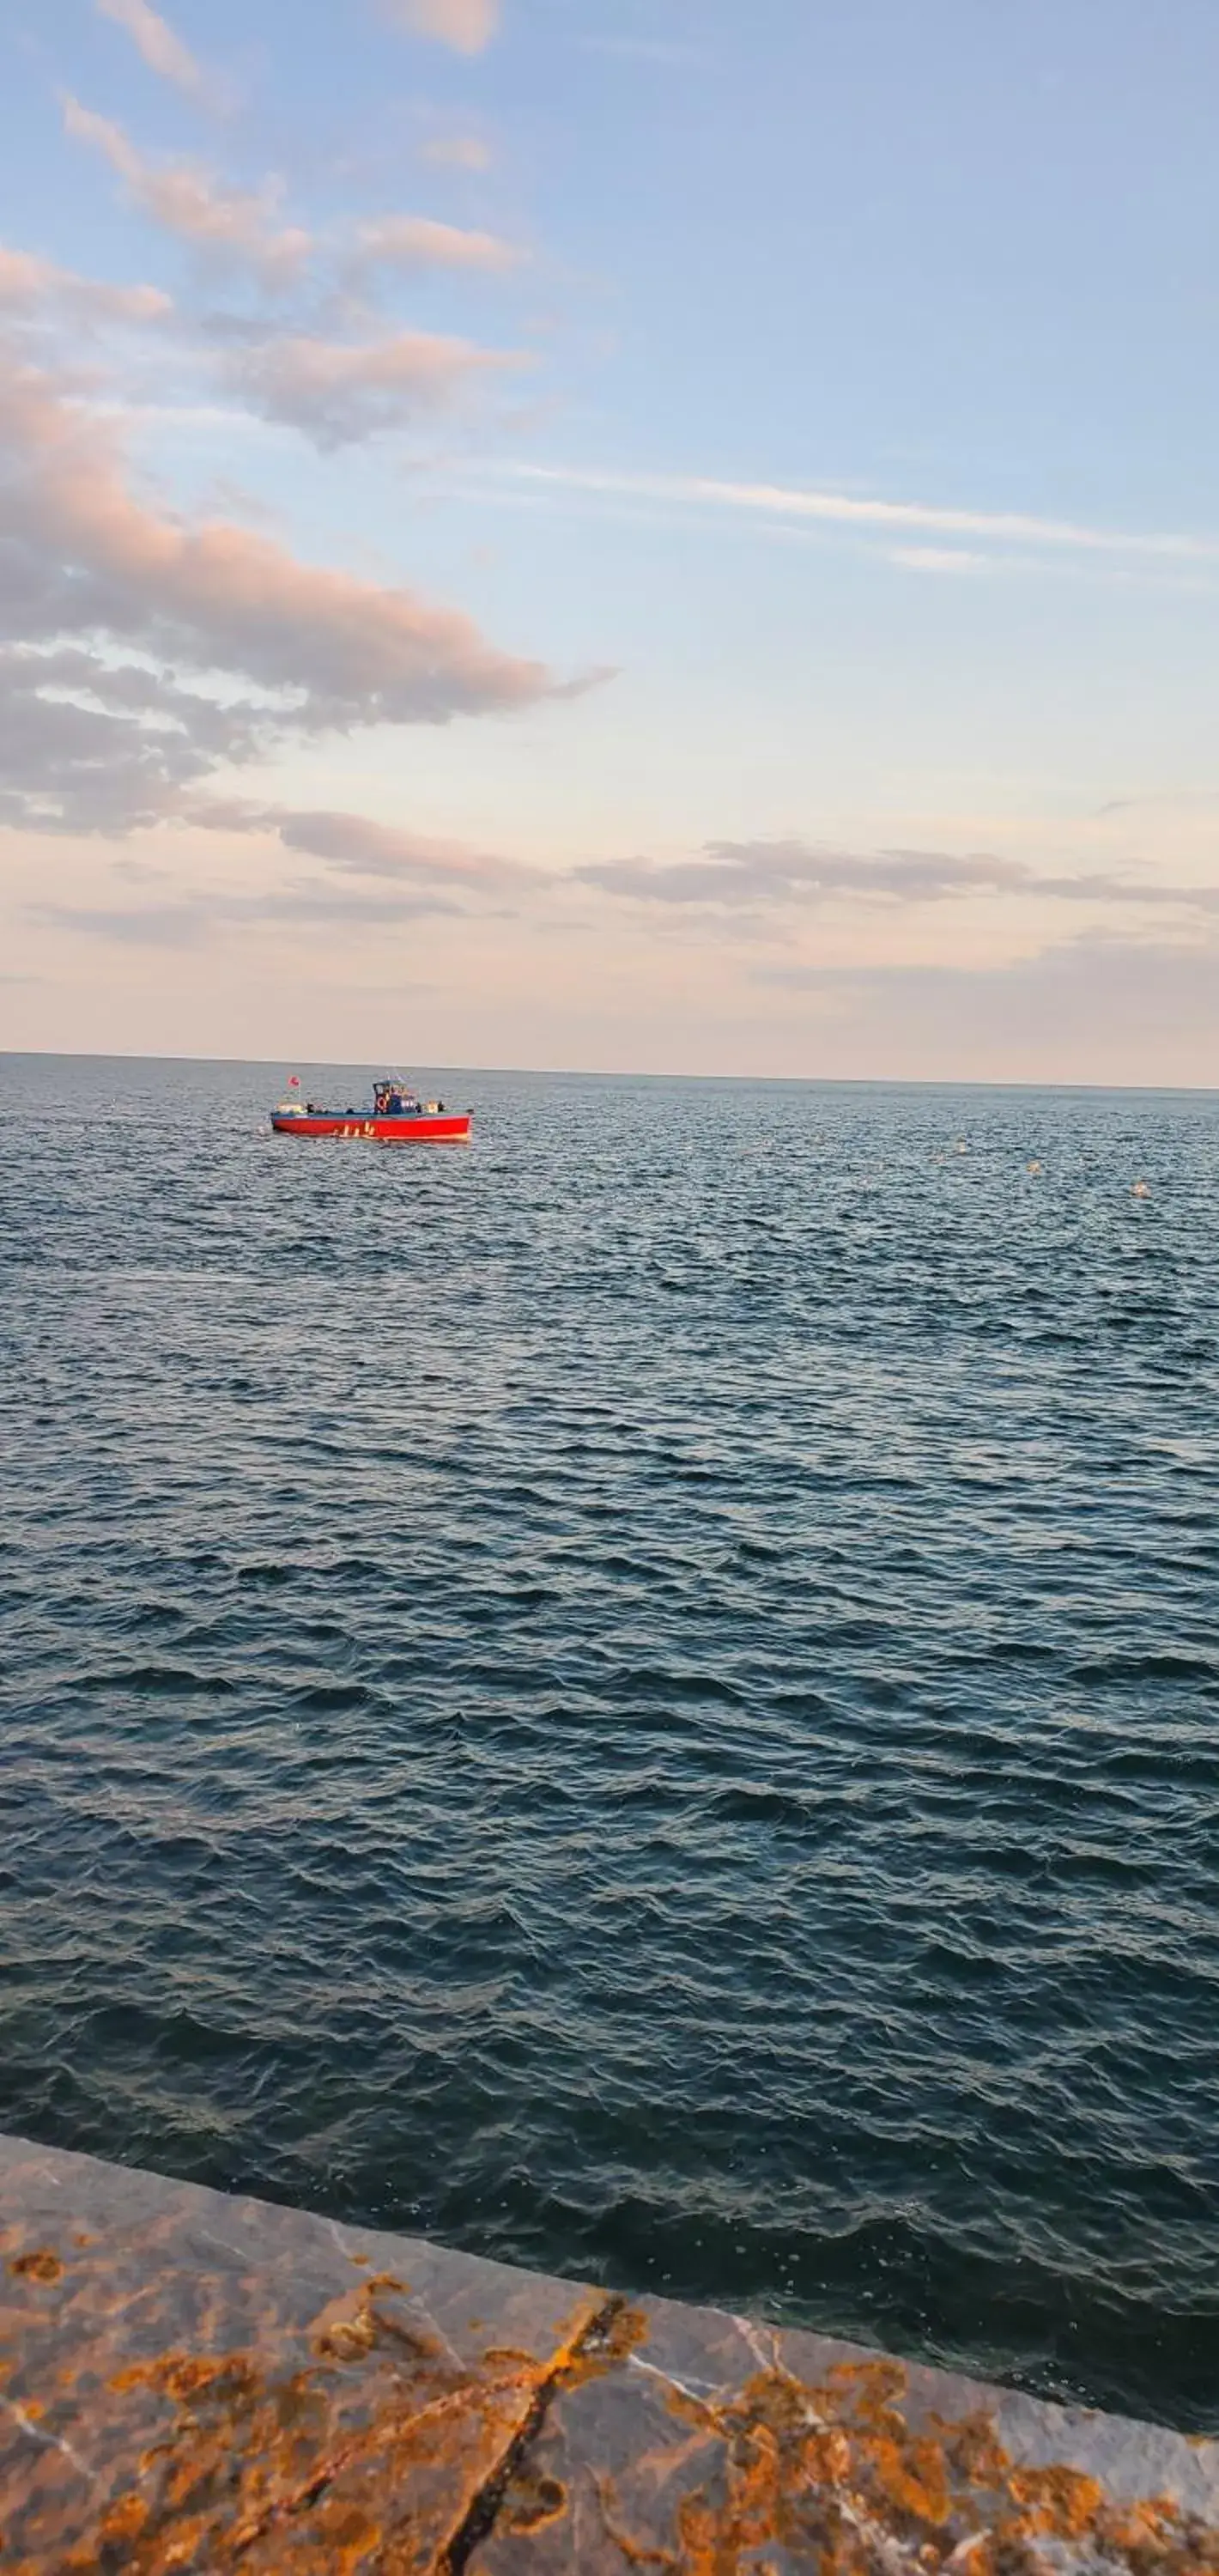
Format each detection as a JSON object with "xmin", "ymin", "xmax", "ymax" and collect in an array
[
  {"xmin": 95, "ymin": 0, "xmax": 204, "ymax": 95},
  {"xmin": 0, "ymin": 348, "xmax": 558, "ymax": 831},
  {"xmin": 269, "ymin": 806, "xmax": 537, "ymax": 888},
  {"xmin": 32, "ymin": 882, "xmax": 461, "ymax": 945},
  {"xmin": 423, "ymin": 134, "xmax": 494, "ymax": 171},
  {"xmin": 578, "ymin": 841, "xmax": 1030, "ymax": 908},
  {"xmin": 26, "ymin": 793, "xmax": 543, "ymax": 945},
  {"xmin": 577, "ymin": 838, "xmax": 1219, "ymax": 917},
  {"xmin": 384, "ymin": 0, "xmax": 500, "ymax": 54},
  {"xmin": 192, "ymin": 799, "xmax": 539, "ymax": 892},
  {"xmin": 0, "ymin": 246, "xmax": 171, "ymax": 325},
  {"xmin": 503, "ymin": 464, "xmax": 1219, "ymax": 567},
  {"xmin": 64, "ymin": 98, "xmax": 311, "ymax": 278},
  {"xmin": 227, "ymin": 326, "xmax": 519, "ymax": 446},
  {"xmin": 354, "ymin": 215, "xmax": 522, "ymax": 274},
  {"xmin": 0, "ymin": 645, "xmax": 262, "ymax": 834}
]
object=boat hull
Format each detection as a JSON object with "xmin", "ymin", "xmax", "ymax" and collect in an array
[{"xmin": 271, "ymin": 1113, "xmax": 471, "ymax": 1144}]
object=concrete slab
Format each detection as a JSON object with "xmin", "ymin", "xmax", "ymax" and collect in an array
[
  {"xmin": 0, "ymin": 2133, "xmax": 1214, "ymax": 2573},
  {"xmin": 0, "ymin": 2132, "xmax": 605, "ymax": 2572}
]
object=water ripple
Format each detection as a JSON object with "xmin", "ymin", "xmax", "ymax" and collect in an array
[{"xmin": 2, "ymin": 1056, "xmax": 1218, "ymax": 2430}]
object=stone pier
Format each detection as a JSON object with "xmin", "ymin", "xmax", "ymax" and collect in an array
[{"xmin": 0, "ymin": 2131, "xmax": 1215, "ymax": 2571}]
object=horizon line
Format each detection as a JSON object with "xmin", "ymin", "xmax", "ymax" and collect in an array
[{"xmin": 3, "ymin": 1048, "xmax": 1216, "ymax": 1097}]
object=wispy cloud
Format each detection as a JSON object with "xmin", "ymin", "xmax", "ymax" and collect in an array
[
  {"xmin": 225, "ymin": 326, "xmax": 522, "ymax": 447},
  {"xmin": 63, "ymin": 98, "xmax": 311, "ymax": 278},
  {"xmin": 193, "ymin": 800, "xmax": 540, "ymax": 892},
  {"xmin": 502, "ymin": 462, "xmax": 1219, "ymax": 566},
  {"xmin": 32, "ymin": 884, "xmax": 461, "ymax": 946},
  {"xmin": 25, "ymin": 802, "xmax": 536, "ymax": 949},
  {"xmin": 578, "ymin": 838, "xmax": 1219, "ymax": 916},
  {"xmin": 579, "ymin": 842, "xmax": 1027, "ymax": 908},
  {"xmin": 61, "ymin": 102, "xmax": 523, "ymax": 329},
  {"xmin": 355, "ymin": 214, "xmax": 523, "ymax": 275},
  {"xmin": 0, "ymin": 245, "xmax": 171, "ymax": 325},
  {"xmin": 382, "ymin": 0, "xmax": 501, "ymax": 55},
  {"xmin": 95, "ymin": 0, "xmax": 204, "ymax": 97}
]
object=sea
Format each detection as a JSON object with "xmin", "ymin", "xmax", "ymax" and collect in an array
[{"xmin": 2, "ymin": 1054, "xmax": 1216, "ymax": 2431}]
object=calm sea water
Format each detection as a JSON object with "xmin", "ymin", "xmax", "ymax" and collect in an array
[{"xmin": 2, "ymin": 1054, "xmax": 1217, "ymax": 2430}]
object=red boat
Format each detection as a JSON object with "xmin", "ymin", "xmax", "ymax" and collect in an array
[{"xmin": 270, "ymin": 1075, "xmax": 471, "ymax": 1145}]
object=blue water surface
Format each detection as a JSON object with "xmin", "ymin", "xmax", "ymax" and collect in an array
[{"xmin": 2, "ymin": 1054, "xmax": 1216, "ymax": 2428}]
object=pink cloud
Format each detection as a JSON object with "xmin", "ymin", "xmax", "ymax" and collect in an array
[
  {"xmin": 63, "ymin": 98, "xmax": 310, "ymax": 278},
  {"xmin": 271, "ymin": 806, "xmax": 538, "ymax": 887},
  {"xmin": 0, "ymin": 349, "xmax": 559, "ymax": 830},
  {"xmin": 355, "ymin": 214, "xmax": 522, "ymax": 274},
  {"xmin": 0, "ymin": 245, "xmax": 171, "ymax": 324},
  {"xmin": 192, "ymin": 800, "xmax": 540, "ymax": 891},
  {"xmin": 95, "ymin": 0, "xmax": 204, "ymax": 95},
  {"xmin": 384, "ymin": 0, "xmax": 501, "ymax": 55}
]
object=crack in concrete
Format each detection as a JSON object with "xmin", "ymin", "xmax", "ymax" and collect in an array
[{"xmin": 438, "ymin": 2293, "xmax": 626, "ymax": 2574}]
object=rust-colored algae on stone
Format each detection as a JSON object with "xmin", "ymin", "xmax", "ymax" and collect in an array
[
  {"xmin": 0, "ymin": 2148, "xmax": 605, "ymax": 2574},
  {"xmin": 2, "ymin": 2138, "xmax": 1218, "ymax": 2574},
  {"xmin": 75, "ymin": 2287, "xmax": 608, "ymax": 2566},
  {"xmin": 1005, "ymin": 2459, "xmax": 1107, "ymax": 2537},
  {"xmin": 619, "ymin": 2354, "xmax": 1217, "ymax": 2576},
  {"xmin": 561, "ymin": 2300, "xmax": 652, "ymax": 2391},
  {"xmin": 31, "ymin": 2275, "xmax": 608, "ymax": 2574},
  {"xmin": 499, "ymin": 2470, "xmax": 568, "ymax": 2535},
  {"xmin": 6, "ymin": 2252, "xmax": 63, "ymax": 2287},
  {"xmin": 470, "ymin": 2330, "xmax": 1219, "ymax": 2574},
  {"xmin": 434, "ymin": 2295, "xmax": 628, "ymax": 2575}
]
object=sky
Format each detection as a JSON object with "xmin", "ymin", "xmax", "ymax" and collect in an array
[{"xmin": 1, "ymin": 0, "xmax": 1218, "ymax": 1081}]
